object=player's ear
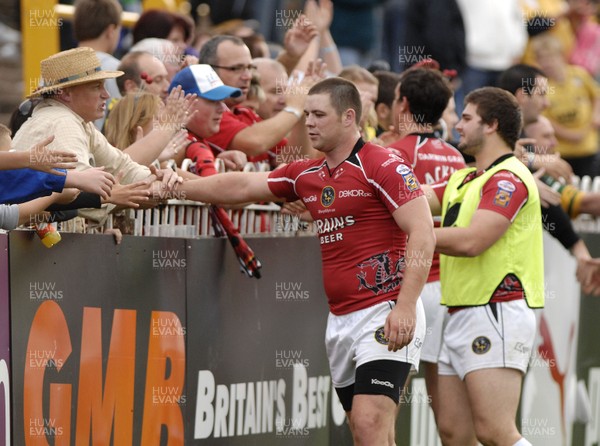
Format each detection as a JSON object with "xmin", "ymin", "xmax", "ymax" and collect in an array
[
  {"xmin": 484, "ymin": 118, "xmax": 499, "ymax": 134},
  {"xmin": 343, "ymin": 108, "xmax": 356, "ymax": 126}
]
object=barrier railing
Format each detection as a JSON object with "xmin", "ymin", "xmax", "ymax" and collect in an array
[
  {"xmin": 572, "ymin": 175, "xmax": 600, "ymax": 233},
  {"xmin": 50, "ymin": 170, "xmax": 600, "ymax": 238},
  {"xmin": 55, "ymin": 159, "xmax": 316, "ymax": 238}
]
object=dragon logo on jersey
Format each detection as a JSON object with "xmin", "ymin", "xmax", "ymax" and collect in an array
[
  {"xmin": 356, "ymin": 251, "xmax": 404, "ymax": 295},
  {"xmin": 321, "ymin": 186, "xmax": 335, "ymax": 207}
]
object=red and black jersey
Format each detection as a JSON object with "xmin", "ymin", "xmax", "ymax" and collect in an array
[
  {"xmin": 388, "ymin": 133, "xmax": 466, "ymax": 282},
  {"xmin": 268, "ymin": 139, "xmax": 423, "ymax": 315},
  {"xmin": 185, "ymin": 132, "xmax": 217, "ymax": 177}
]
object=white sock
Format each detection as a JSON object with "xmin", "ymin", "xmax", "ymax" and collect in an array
[{"xmin": 513, "ymin": 438, "xmax": 532, "ymax": 446}]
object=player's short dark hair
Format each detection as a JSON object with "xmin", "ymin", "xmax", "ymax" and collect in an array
[
  {"xmin": 73, "ymin": 0, "xmax": 122, "ymax": 42},
  {"xmin": 398, "ymin": 68, "xmax": 452, "ymax": 125},
  {"xmin": 496, "ymin": 64, "xmax": 546, "ymax": 96},
  {"xmin": 465, "ymin": 87, "xmax": 522, "ymax": 150},
  {"xmin": 199, "ymin": 35, "xmax": 246, "ymax": 65},
  {"xmin": 373, "ymin": 71, "xmax": 401, "ymax": 108},
  {"xmin": 308, "ymin": 78, "xmax": 362, "ymax": 125}
]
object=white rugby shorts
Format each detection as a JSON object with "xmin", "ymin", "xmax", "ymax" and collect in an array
[
  {"xmin": 420, "ymin": 281, "xmax": 447, "ymax": 363},
  {"xmin": 326, "ymin": 298, "xmax": 425, "ymax": 388},
  {"xmin": 438, "ymin": 299, "xmax": 536, "ymax": 380}
]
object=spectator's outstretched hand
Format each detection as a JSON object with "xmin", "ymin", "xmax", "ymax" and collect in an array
[
  {"xmin": 304, "ymin": 0, "xmax": 334, "ymax": 34},
  {"xmin": 107, "ymin": 179, "xmax": 151, "ymax": 208},
  {"xmin": 159, "ymin": 129, "xmax": 189, "ymax": 162},
  {"xmin": 28, "ymin": 135, "xmax": 78, "ymax": 175},
  {"xmin": 517, "ymin": 137, "xmax": 574, "ymax": 182},
  {"xmin": 282, "ymin": 60, "xmax": 327, "ymax": 113},
  {"xmin": 283, "ymin": 14, "xmax": 318, "ymax": 59},
  {"xmin": 217, "ymin": 150, "xmax": 247, "ymax": 171},
  {"xmin": 148, "ymin": 165, "xmax": 184, "ymax": 190},
  {"xmin": 540, "ymin": 152, "xmax": 573, "ymax": 183},
  {"xmin": 65, "ymin": 167, "xmax": 115, "ymax": 200},
  {"xmin": 180, "ymin": 55, "xmax": 199, "ymax": 70},
  {"xmin": 577, "ymin": 257, "xmax": 600, "ymax": 296},
  {"xmin": 157, "ymin": 86, "xmax": 197, "ymax": 134},
  {"xmin": 302, "ymin": 58, "xmax": 327, "ymax": 85}
]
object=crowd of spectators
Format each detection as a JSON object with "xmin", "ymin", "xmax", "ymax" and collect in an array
[
  {"xmin": 1, "ymin": 0, "xmax": 600, "ymax": 443},
  {"xmin": 1, "ymin": 0, "xmax": 599, "ymax": 244}
]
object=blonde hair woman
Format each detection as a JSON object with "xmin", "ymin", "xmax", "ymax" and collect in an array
[{"xmin": 105, "ymin": 91, "xmax": 189, "ymax": 164}]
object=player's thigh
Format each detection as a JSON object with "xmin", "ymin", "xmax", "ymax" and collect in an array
[
  {"xmin": 465, "ymin": 367, "xmax": 523, "ymax": 423},
  {"xmin": 437, "ymin": 374, "xmax": 475, "ymax": 437}
]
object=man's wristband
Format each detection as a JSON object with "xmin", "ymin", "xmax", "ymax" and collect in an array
[{"xmin": 283, "ymin": 106, "xmax": 303, "ymax": 119}]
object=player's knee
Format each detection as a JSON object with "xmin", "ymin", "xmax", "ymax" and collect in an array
[
  {"xmin": 472, "ymin": 418, "xmax": 512, "ymax": 446},
  {"xmin": 350, "ymin": 409, "xmax": 388, "ymax": 442},
  {"xmin": 437, "ymin": 418, "xmax": 475, "ymax": 446}
]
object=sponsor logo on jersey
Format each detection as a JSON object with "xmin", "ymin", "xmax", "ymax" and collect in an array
[
  {"xmin": 381, "ymin": 152, "xmax": 406, "ymax": 168},
  {"xmin": 472, "ymin": 336, "xmax": 491, "ymax": 354},
  {"xmin": 374, "ymin": 326, "xmax": 388, "ymax": 345},
  {"xmin": 413, "ymin": 337, "xmax": 423, "ymax": 349},
  {"xmin": 321, "ymin": 186, "xmax": 335, "ymax": 207},
  {"xmin": 396, "ymin": 164, "xmax": 420, "ymax": 192},
  {"xmin": 303, "ymin": 195, "xmax": 317, "ymax": 203},
  {"xmin": 371, "ymin": 378, "xmax": 394, "ymax": 389},
  {"xmin": 314, "ymin": 215, "xmax": 355, "ymax": 233},
  {"xmin": 493, "ymin": 180, "xmax": 515, "ymax": 208},
  {"xmin": 338, "ymin": 189, "xmax": 373, "ymax": 198}
]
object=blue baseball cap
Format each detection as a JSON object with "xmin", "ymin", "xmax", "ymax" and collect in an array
[{"xmin": 169, "ymin": 64, "xmax": 241, "ymax": 101}]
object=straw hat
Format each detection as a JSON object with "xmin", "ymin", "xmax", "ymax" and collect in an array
[{"xmin": 29, "ymin": 47, "xmax": 123, "ymax": 97}]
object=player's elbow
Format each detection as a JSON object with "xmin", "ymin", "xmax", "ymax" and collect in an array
[{"xmin": 461, "ymin": 239, "xmax": 490, "ymax": 257}]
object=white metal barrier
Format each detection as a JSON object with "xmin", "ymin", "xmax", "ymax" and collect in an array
[
  {"xmin": 56, "ymin": 167, "xmax": 600, "ymax": 238},
  {"xmin": 70, "ymin": 159, "xmax": 315, "ymax": 238},
  {"xmin": 572, "ymin": 175, "xmax": 600, "ymax": 233}
]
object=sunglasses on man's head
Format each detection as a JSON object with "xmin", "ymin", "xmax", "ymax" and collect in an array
[{"xmin": 18, "ymin": 98, "xmax": 42, "ymax": 116}]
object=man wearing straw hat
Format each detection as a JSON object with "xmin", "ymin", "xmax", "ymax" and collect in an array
[{"xmin": 12, "ymin": 47, "xmax": 188, "ymax": 222}]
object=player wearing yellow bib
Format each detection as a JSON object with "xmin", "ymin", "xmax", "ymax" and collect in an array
[{"xmin": 423, "ymin": 87, "xmax": 543, "ymax": 446}]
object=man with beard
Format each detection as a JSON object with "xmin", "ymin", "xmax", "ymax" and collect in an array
[{"xmin": 423, "ymin": 87, "xmax": 543, "ymax": 446}]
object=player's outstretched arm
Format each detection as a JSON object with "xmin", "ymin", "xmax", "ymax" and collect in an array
[{"xmin": 177, "ymin": 171, "xmax": 280, "ymax": 205}]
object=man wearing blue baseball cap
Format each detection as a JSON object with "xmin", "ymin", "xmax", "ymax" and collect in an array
[{"xmin": 169, "ymin": 65, "xmax": 248, "ymax": 175}]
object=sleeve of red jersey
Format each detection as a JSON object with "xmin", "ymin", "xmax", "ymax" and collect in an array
[
  {"xmin": 371, "ymin": 153, "xmax": 424, "ymax": 214},
  {"xmin": 478, "ymin": 170, "xmax": 529, "ymax": 222},
  {"xmin": 267, "ymin": 163, "xmax": 301, "ymax": 201},
  {"xmin": 387, "ymin": 142, "xmax": 415, "ymax": 168},
  {"xmin": 186, "ymin": 141, "xmax": 218, "ymax": 177},
  {"xmin": 205, "ymin": 111, "xmax": 249, "ymax": 150}
]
